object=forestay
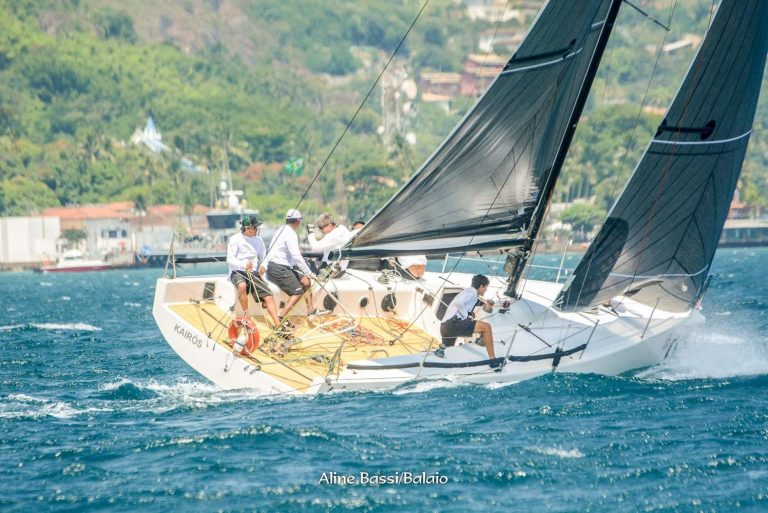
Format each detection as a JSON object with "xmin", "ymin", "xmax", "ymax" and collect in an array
[
  {"xmin": 557, "ymin": 0, "xmax": 768, "ymax": 312},
  {"xmin": 351, "ymin": 0, "xmax": 620, "ymax": 255}
]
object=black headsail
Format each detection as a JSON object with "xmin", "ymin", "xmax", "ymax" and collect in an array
[
  {"xmin": 557, "ymin": 0, "xmax": 768, "ymax": 313},
  {"xmin": 349, "ymin": 0, "xmax": 622, "ymax": 257}
]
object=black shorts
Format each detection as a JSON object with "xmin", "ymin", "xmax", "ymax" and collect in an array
[
  {"xmin": 440, "ymin": 317, "xmax": 476, "ymax": 347},
  {"xmin": 266, "ymin": 262, "xmax": 305, "ymax": 296},
  {"xmin": 230, "ymin": 270, "xmax": 273, "ymax": 302}
]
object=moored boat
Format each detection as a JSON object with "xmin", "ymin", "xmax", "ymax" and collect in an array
[{"xmin": 35, "ymin": 249, "xmax": 113, "ymax": 273}]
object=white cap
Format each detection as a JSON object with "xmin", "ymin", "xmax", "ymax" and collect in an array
[{"xmin": 285, "ymin": 208, "xmax": 302, "ymax": 221}]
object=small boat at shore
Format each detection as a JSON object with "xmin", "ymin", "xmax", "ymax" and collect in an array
[{"xmin": 35, "ymin": 249, "xmax": 113, "ymax": 273}]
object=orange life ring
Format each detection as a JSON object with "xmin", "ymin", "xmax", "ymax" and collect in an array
[{"xmin": 228, "ymin": 317, "xmax": 260, "ymax": 355}]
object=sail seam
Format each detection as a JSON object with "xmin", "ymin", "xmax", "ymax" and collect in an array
[
  {"xmin": 607, "ymin": 266, "xmax": 708, "ymax": 279},
  {"xmin": 651, "ymin": 129, "xmax": 751, "ymax": 146}
]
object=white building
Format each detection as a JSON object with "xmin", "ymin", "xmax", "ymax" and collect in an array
[{"xmin": 0, "ymin": 216, "xmax": 60, "ymax": 267}]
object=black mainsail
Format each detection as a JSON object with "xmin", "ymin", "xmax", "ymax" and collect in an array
[
  {"xmin": 350, "ymin": 0, "xmax": 622, "ymax": 256},
  {"xmin": 557, "ymin": 0, "xmax": 768, "ymax": 313}
]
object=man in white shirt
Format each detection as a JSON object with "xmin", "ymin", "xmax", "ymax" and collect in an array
[
  {"xmin": 226, "ymin": 215, "xmax": 280, "ymax": 327},
  {"xmin": 308, "ymin": 212, "xmax": 351, "ymax": 269},
  {"xmin": 265, "ymin": 209, "xmax": 315, "ymax": 319},
  {"xmin": 440, "ymin": 274, "xmax": 498, "ymax": 366}
]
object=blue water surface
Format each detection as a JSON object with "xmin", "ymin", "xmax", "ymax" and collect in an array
[{"xmin": 1, "ymin": 249, "xmax": 767, "ymax": 512}]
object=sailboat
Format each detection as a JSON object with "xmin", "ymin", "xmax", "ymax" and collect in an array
[{"xmin": 152, "ymin": 0, "xmax": 768, "ymax": 394}]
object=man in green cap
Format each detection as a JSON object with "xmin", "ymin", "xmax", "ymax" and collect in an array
[{"xmin": 226, "ymin": 215, "xmax": 281, "ymax": 328}]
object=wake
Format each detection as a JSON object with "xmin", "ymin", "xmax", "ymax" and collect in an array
[{"xmin": 637, "ymin": 323, "xmax": 768, "ymax": 381}]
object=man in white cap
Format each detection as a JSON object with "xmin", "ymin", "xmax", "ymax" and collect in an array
[{"xmin": 265, "ymin": 209, "xmax": 314, "ymax": 320}]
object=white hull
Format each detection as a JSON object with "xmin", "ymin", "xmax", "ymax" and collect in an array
[{"xmin": 153, "ymin": 268, "xmax": 702, "ymax": 395}]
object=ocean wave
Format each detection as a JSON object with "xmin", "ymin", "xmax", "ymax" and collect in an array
[
  {"xmin": 392, "ymin": 378, "xmax": 464, "ymax": 395},
  {"xmin": 638, "ymin": 329, "xmax": 768, "ymax": 381},
  {"xmin": 1, "ymin": 394, "xmax": 109, "ymax": 419},
  {"xmin": 143, "ymin": 425, "xmax": 286, "ymax": 449},
  {"xmin": 484, "ymin": 379, "xmax": 522, "ymax": 390},
  {"xmin": 97, "ymin": 378, "xmax": 157, "ymax": 401},
  {"xmin": 0, "ymin": 324, "xmax": 25, "ymax": 332},
  {"xmin": 29, "ymin": 322, "xmax": 102, "ymax": 332},
  {"xmin": 529, "ymin": 446, "xmax": 585, "ymax": 459},
  {"xmin": 96, "ymin": 377, "xmax": 273, "ymax": 412}
]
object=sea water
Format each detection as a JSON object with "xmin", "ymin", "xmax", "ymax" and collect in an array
[{"xmin": 1, "ymin": 249, "xmax": 767, "ymax": 512}]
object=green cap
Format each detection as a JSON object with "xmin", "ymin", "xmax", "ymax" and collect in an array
[{"xmin": 241, "ymin": 215, "xmax": 262, "ymax": 229}]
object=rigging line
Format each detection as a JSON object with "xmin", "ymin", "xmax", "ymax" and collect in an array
[
  {"xmin": 287, "ymin": 0, "xmax": 431, "ymax": 217},
  {"xmin": 623, "ymin": 0, "xmax": 723, "ymax": 300},
  {"xmin": 459, "ymin": 0, "xmax": 512, "ymax": 107},
  {"xmin": 600, "ymin": 20, "xmax": 617, "ymax": 110},
  {"xmin": 248, "ymin": 1, "xmax": 432, "ymax": 271},
  {"xmin": 569, "ymin": 0, "xmax": 678, "ymax": 311},
  {"xmin": 372, "ymin": 109, "xmax": 529, "ymax": 353},
  {"xmin": 622, "ymin": 0, "xmax": 671, "ymax": 31},
  {"xmin": 609, "ymin": 0, "xmax": 678, "ymax": 201}
]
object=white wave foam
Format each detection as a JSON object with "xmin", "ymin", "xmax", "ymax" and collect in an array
[
  {"xmin": 97, "ymin": 378, "xmax": 271, "ymax": 412},
  {"xmin": 485, "ymin": 379, "xmax": 522, "ymax": 390},
  {"xmin": 100, "ymin": 377, "xmax": 133, "ymax": 391},
  {"xmin": 30, "ymin": 322, "xmax": 102, "ymax": 332},
  {"xmin": 0, "ymin": 324, "xmax": 24, "ymax": 332},
  {"xmin": 123, "ymin": 302, "xmax": 143, "ymax": 308},
  {"xmin": 530, "ymin": 446, "xmax": 584, "ymax": 459},
  {"xmin": 1, "ymin": 394, "xmax": 108, "ymax": 419},
  {"xmin": 40, "ymin": 282, "xmax": 53, "ymax": 287},
  {"xmin": 392, "ymin": 377, "xmax": 464, "ymax": 395},
  {"xmin": 638, "ymin": 328, "xmax": 768, "ymax": 381},
  {"xmin": 61, "ymin": 296, "xmax": 71, "ymax": 301}
]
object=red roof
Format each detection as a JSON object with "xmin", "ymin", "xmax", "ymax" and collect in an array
[{"xmin": 43, "ymin": 202, "xmax": 134, "ymax": 220}]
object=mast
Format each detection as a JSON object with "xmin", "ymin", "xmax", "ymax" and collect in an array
[{"xmin": 504, "ymin": 0, "xmax": 623, "ymax": 298}]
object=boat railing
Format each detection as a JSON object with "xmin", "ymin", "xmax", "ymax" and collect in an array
[{"xmin": 439, "ymin": 246, "xmax": 576, "ymax": 283}]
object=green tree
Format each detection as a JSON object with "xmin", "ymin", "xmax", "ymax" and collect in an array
[
  {"xmin": 61, "ymin": 228, "xmax": 87, "ymax": 246},
  {"xmin": 560, "ymin": 203, "xmax": 606, "ymax": 241}
]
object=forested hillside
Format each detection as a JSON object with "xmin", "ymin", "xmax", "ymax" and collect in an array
[{"xmin": 0, "ymin": 0, "xmax": 766, "ymax": 223}]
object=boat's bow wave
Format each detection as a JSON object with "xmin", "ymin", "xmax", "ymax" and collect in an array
[{"xmin": 636, "ymin": 325, "xmax": 768, "ymax": 381}]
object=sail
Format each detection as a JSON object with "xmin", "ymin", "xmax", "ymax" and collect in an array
[
  {"xmin": 557, "ymin": 0, "xmax": 768, "ymax": 313},
  {"xmin": 351, "ymin": 0, "xmax": 620, "ymax": 255}
]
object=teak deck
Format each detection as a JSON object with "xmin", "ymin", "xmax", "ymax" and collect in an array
[{"xmin": 170, "ymin": 302, "xmax": 438, "ymax": 392}]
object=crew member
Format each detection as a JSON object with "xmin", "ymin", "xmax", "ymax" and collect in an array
[
  {"xmin": 226, "ymin": 215, "xmax": 280, "ymax": 327},
  {"xmin": 439, "ymin": 274, "xmax": 498, "ymax": 366},
  {"xmin": 265, "ymin": 209, "xmax": 315, "ymax": 319},
  {"xmin": 308, "ymin": 212, "xmax": 352, "ymax": 269}
]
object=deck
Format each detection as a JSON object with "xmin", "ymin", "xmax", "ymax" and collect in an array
[{"xmin": 170, "ymin": 302, "xmax": 439, "ymax": 392}]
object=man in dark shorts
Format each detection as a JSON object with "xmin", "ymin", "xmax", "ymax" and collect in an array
[
  {"xmin": 265, "ymin": 209, "xmax": 315, "ymax": 319},
  {"xmin": 226, "ymin": 215, "xmax": 280, "ymax": 327},
  {"xmin": 439, "ymin": 274, "xmax": 498, "ymax": 365}
]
